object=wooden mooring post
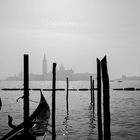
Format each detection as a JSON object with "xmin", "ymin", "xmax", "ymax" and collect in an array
[
  {"xmin": 52, "ymin": 63, "xmax": 56, "ymax": 140},
  {"xmin": 66, "ymin": 77, "xmax": 69, "ymax": 115},
  {"xmin": 23, "ymin": 54, "xmax": 29, "ymax": 137},
  {"xmin": 0, "ymin": 97, "xmax": 2, "ymax": 110},
  {"xmin": 90, "ymin": 76, "xmax": 93, "ymax": 104},
  {"xmin": 97, "ymin": 58, "xmax": 103, "ymax": 140},
  {"xmin": 92, "ymin": 80, "xmax": 95, "ymax": 113},
  {"xmin": 101, "ymin": 56, "xmax": 111, "ymax": 140}
]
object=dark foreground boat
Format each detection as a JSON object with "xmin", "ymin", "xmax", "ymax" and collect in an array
[{"xmin": 1, "ymin": 91, "xmax": 50, "ymax": 140}]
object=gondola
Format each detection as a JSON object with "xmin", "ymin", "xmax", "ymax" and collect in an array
[{"xmin": 1, "ymin": 90, "xmax": 50, "ymax": 140}]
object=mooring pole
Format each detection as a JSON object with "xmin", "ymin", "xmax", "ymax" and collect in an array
[
  {"xmin": 97, "ymin": 58, "xmax": 103, "ymax": 140},
  {"xmin": 0, "ymin": 97, "xmax": 2, "ymax": 110},
  {"xmin": 90, "ymin": 76, "xmax": 93, "ymax": 104},
  {"xmin": 92, "ymin": 80, "xmax": 95, "ymax": 113},
  {"xmin": 23, "ymin": 54, "xmax": 29, "ymax": 137},
  {"xmin": 101, "ymin": 56, "xmax": 111, "ymax": 140},
  {"xmin": 66, "ymin": 77, "xmax": 69, "ymax": 115},
  {"xmin": 52, "ymin": 63, "xmax": 56, "ymax": 140}
]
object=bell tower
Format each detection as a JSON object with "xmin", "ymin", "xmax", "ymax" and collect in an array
[{"xmin": 42, "ymin": 54, "xmax": 47, "ymax": 76}]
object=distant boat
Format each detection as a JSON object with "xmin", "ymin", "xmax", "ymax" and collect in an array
[
  {"xmin": 1, "ymin": 91, "xmax": 50, "ymax": 140},
  {"xmin": 117, "ymin": 80, "xmax": 123, "ymax": 83}
]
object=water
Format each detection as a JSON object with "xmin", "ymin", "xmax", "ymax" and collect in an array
[{"xmin": 0, "ymin": 80, "xmax": 140, "ymax": 140}]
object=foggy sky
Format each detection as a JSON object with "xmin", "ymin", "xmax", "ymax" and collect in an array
[{"xmin": 0, "ymin": 0, "xmax": 140, "ymax": 79}]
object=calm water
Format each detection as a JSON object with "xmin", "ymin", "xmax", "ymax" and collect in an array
[{"xmin": 0, "ymin": 81, "xmax": 140, "ymax": 140}]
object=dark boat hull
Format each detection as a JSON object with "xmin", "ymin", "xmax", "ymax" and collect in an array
[{"xmin": 1, "ymin": 92, "xmax": 50, "ymax": 140}]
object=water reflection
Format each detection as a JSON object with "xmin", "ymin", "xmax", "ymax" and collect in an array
[
  {"xmin": 55, "ymin": 114, "xmax": 72, "ymax": 139},
  {"xmin": 62, "ymin": 115, "xmax": 72, "ymax": 139},
  {"xmin": 87, "ymin": 104, "xmax": 96, "ymax": 138}
]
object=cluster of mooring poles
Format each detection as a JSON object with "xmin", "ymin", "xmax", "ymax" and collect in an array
[
  {"xmin": 59, "ymin": 56, "xmax": 111, "ymax": 140},
  {"xmin": 1, "ymin": 54, "xmax": 111, "ymax": 140}
]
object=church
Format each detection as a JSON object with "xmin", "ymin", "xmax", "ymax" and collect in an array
[{"xmin": 6, "ymin": 55, "xmax": 96, "ymax": 81}]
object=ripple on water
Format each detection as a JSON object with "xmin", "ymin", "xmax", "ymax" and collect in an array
[{"xmin": 0, "ymin": 81, "xmax": 140, "ymax": 140}]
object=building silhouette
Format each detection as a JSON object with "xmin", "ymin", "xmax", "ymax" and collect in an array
[{"xmin": 6, "ymin": 55, "xmax": 96, "ymax": 81}]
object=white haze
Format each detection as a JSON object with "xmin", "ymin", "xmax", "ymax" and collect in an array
[{"xmin": 0, "ymin": 0, "xmax": 140, "ymax": 79}]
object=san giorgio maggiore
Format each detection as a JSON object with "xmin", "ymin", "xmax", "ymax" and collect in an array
[{"xmin": 6, "ymin": 55, "xmax": 96, "ymax": 81}]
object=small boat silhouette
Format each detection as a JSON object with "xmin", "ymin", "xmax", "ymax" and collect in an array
[{"xmin": 1, "ymin": 90, "xmax": 50, "ymax": 140}]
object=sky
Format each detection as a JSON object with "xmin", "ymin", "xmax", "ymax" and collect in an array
[{"xmin": 0, "ymin": 0, "xmax": 140, "ymax": 80}]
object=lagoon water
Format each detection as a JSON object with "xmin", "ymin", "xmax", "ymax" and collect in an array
[{"xmin": 0, "ymin": 81, "xmax": 140, "ymax": 140}]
